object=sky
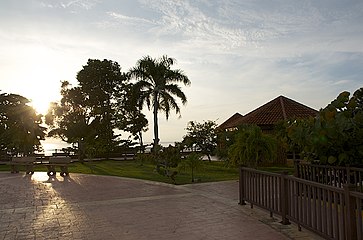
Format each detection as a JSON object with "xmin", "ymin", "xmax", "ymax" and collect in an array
[{"xmin": 0, "ymin": 0, "xmax": 362, "ymax": 148}]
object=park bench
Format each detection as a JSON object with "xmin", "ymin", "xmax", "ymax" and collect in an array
[
  {"xmin": 9, "ymin": 156, "xmax": 36, "ymax": 174},
  {"xmin": 45, "ymin": 156, "xmax": 72, "ymax": 177}
]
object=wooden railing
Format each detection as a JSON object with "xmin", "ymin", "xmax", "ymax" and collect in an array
[
  {"xmin": 239, "ymin": 167, "xmax": 363, "ymax": 240},
  {"xmin": 294, "ymin": 161, "xmax": 363, "ymax": 192},
  {"xmin": 239, "ymin": 168, "xmax": 286, "ymax": 221}
]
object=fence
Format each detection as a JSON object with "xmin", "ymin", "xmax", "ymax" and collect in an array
[
  {"xmin": 294, "ymin": 161, "xmax": 363, "ymax": 192},
  {"xmin": 239, "ymin": 167, "xmax": 363, "ymax": 240}
]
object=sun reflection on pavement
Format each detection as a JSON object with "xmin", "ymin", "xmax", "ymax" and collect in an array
[
  {"xmin": 30, "ymin": 172, "xmax": 50, "ymax": 182},
  {"xmin": 28, "ymin": 172, "xmax": 89, "ymax": 238}
]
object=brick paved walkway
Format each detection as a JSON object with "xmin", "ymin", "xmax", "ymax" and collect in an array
[{"xmin": 0, "ymin": 172, "xmax": 320, "ymax": 240}]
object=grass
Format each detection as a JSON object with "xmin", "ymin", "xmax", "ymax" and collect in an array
[
  {"xmin": 0, "ymin": 160, "xmax": 239, "ymax": 185},
  {"xmin": 0, "ymin": 160, "xmax": 294, "ymax": 185}
]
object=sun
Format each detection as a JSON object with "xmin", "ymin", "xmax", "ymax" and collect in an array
[
  {"xmin": 15, "ymin": 46, "xmax": 65, "ymax": 115},
  {"xmin": 30, "ymin": 98, "xmax": 53, "ymax": 115},
  {"xmin": 4, "ymin": 44, "xmax": 78, "ymax": 116},
  {"xmin": 25, "ymin": 65, "xmax": 61, "ymax": 115},
  {"xmin": 26, "ymin": 77, "xmax": 61, "ymax": 115},
  {"xmin": 24, "ymin": 76, "xmax": 62, "ymax": 116}
]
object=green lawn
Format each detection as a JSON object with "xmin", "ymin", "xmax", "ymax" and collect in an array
[
  {"xmin": 0, "ymin": 160, "xmax": 294, "ymax": 185},
  {"xmin": 0, "ymin": 160, "xmax": 239, "ymax": 185}
]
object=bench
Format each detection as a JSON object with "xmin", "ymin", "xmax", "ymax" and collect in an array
[
  {"xmin": 9, "ymin": 157, "xmax": 36, "ymax": 174},
  {"xmin": 45, "ymin": 156, "xmax": 72, "ymax": 177}
]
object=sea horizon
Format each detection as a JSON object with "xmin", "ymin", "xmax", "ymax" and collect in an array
[{"xmin": 40, "ymin": 138, "xmax": 180, "ymax": 156}]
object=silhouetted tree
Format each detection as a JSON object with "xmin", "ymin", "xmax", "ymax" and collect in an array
[
  {"xmin": 0, "ymin": 93, "xmax": 45, "ymax": 156},
  {"xmin": 46, "ymin": 59, "xmax": 127, "ymax": 160},
  {"xmin": 129, "ymin": 55, "xmax": 190, "ymax": 151},
  {"xmin": 182, "ymin": 120, "xmax": 218, "ymax": 162},
  {"xmin": 115, "ymin": 83, "xmax": 148, "ymax": 153}
]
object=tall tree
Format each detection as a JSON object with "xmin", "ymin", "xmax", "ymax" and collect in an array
[
  {"xmin": 129, "ymin": 55, "xmax": 190, "ymax": 150},
  {"xmin": 0, "ymin": 93, "xmax": 46, "ymax": 156},
  {"xmin": 46, "ymin": 59, "xmax": 127, "ymax": 159}
]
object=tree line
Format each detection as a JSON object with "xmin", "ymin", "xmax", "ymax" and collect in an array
[
  {"xmin": 1, "ymin": 54, "xmax": 361, "ymax": 169},
  {"xmin": 1, "ymin": 55, "xmax": 190, "ymax": 158}
]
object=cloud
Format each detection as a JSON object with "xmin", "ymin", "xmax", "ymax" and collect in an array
[
  {"xmin": 107, "ymin": 12, "xmax": 156, "ymax": 25},
  {"xmin": 39, "ymin": 0, "xmax": 100, "ymax": 10},
  {"xmin": 1, "ymin": 0, "xmax": 362, "ymax": 142},
  {"xmin": 135, "ymin": 0, "xmax": 247, "ymax": 51},
  {"xmin": 135, "ymin": 0, "xmax": 363, "ymax": 58},
  {"xmin": 96, "ymin": 11, "xmax": 158, "ymax": 31}
]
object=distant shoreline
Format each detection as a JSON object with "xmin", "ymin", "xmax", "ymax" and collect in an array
[{"xmin": 40, "ymin": 138, "xmax": 179, "ymax": 156}]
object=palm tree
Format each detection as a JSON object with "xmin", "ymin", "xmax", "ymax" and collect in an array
[
  {"xmin": 129, "ymin": 55, "xmax": 190, "ymax": 150},
  {"xmin": 228, "ymin": 125, "xmax": 277, "ymax": 168}
]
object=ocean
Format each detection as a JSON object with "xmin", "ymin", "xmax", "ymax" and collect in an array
[{"xmin": 40, "ymin": 138, "xmax": 178, "ymax": 156}]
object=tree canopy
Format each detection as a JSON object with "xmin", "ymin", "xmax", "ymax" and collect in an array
[
  {"xmin": 228, "ymin": 125, "xmax": 277, "ymax": 167},
  {"xmin": 182, "ymin": 120, "xmax": 218, "ymax": 161},
  {"xmin": 283, "ymin": 87, "xmax": 363, "ymax": 165},
  {"xmin": 46, "ymin": 59, "xmax": 129, "ymax": 158},
  {"xmin": 0, "ymin": 93, "xmax": 45, "ymax": 156},
  {"xmin": 129, "ymin": 55, "xmax": 190, "ymax": 149},
  {"xmin": 115, "ymin": 83, "xmax": 148, "ymax": 152}
]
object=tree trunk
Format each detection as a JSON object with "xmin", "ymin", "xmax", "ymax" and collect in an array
[
  {"xmin": 153, "ymin": 92, "xmax": 160, "ymax": 151},
  {"xmin": 191, "ymin": 168, "xmax": 194, "ymax": 182},
  {"xmin": 78, "ymin": 139, "xmax": 85, "ymax": 163},
  {"xmin": 138, "ymin": 131, "xmax": 144, "ymax": 153}
]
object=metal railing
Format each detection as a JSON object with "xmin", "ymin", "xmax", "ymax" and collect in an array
[{"xmin": 239, "ymin": 167, "xmax": 363, "ymax": 240}]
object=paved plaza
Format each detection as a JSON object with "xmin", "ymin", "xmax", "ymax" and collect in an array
[{"xmin": 0, "ymin": 172, "xmax": 320, "ymax": 240}]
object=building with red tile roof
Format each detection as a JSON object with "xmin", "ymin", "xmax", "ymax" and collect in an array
[
  {"xmin": 217, "ymin": 95, "xmax": 318, "ymax": 165},
  {"xmin": 217, "ymin": 113, "xmax": 243, "ymax": 131},
  {"xmin": 218, "ymin": 95, "xmax": 318, "ymax": 131}
]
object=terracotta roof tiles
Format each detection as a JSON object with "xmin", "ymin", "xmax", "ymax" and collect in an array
[
  {"xmin": 217, "ymin": 113, "xmax": 243, "ymax": 130},
  {"xmin": 218, "ymin": 95, "xmax": 318, "ymax": 130}
]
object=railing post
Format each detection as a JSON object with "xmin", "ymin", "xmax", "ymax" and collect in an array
[
  {"xmin": 280, "ymin": 171, "xmax": 290, "ymax": 225},
  {"xmin": 294, "ymin": 158, "xmax": 300, "ymax": 178},
  {"xmin": 239, "ymin": 165, "xmax": 246, "ymax": 205},
  {"xmin": 346, "ymin": 164, "xmax": 351, "ymax": 184},
  {"xmin": 343, "ymin": 184, "xmax": 357, "ymax": 240}
]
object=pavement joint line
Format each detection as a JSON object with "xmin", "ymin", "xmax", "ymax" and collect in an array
[
  {"xmin": 0, "ymin": 193, "xmax": 194, "ymax": 213},
  {"xmin": 74, "ymin": 192, "xmax": 194, "ymax": 207}
]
